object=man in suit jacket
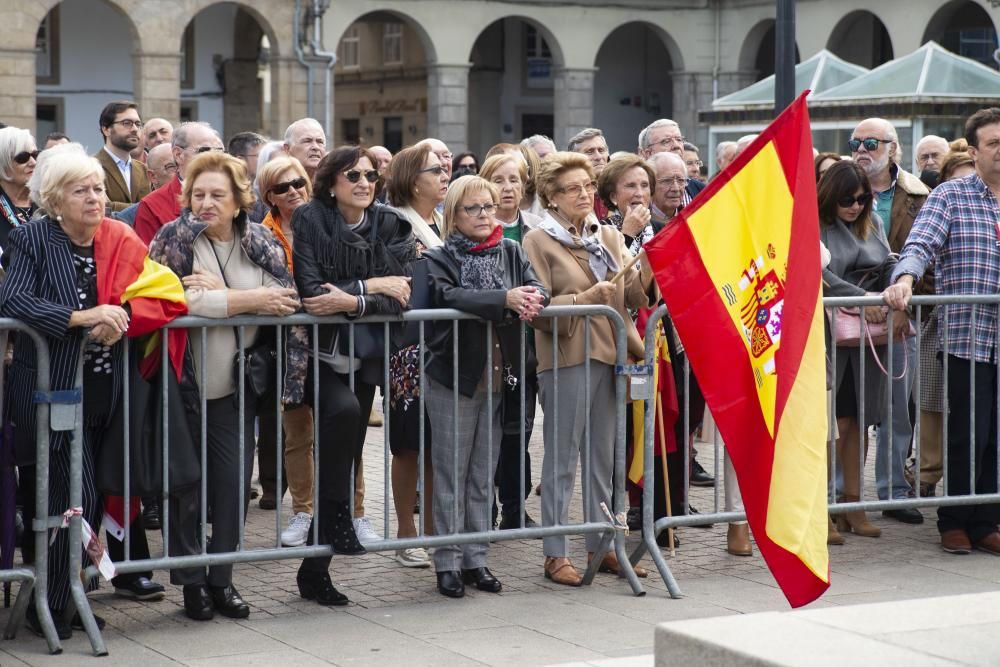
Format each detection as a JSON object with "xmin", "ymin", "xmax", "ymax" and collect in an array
[{"xmin": 94, "ymin": 101, "xmax": 151, "ymax": 213}]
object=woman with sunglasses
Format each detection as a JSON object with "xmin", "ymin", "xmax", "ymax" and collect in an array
[
  {"xmin": 819, "ymin": 160, "xmax": 906, "ymax": 540},
  {"xmin": 255, "ymin": 155, "xmax": 316, "ymax": 547},
  {"xmin": 0, "ymin": 127, "xmax": 39, "ymax": 252},
  {"xmin": 292, "ymin": 146, "xmax": 416, "ymax": 604}
]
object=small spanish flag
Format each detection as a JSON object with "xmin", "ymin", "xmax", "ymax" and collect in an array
[{"xmin": 643, "ymin": 92, "xmax": 829, "ymax": 607}]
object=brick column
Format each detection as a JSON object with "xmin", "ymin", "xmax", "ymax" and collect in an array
[
  {"xmin": 553, "ymin": 67, "xmax": 596, "ymax": 150},
  {"xmin": 133, "ymin": 51, "xmax": 181, "ymax": 123},
  {"xmin": 426, "ymin": 63, "xmax": 470, "ymax": 154},
  {"xmin": 0, "ymin": 47, "xmax": 40, "ymax": 132}
]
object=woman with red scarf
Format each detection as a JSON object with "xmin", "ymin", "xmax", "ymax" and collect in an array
[{"xmin": 422, "ymin": 176, "xmax": 548, "ymax": 598}]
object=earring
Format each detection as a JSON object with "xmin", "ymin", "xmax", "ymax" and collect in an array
[
  {"xmin": 415, "ymin": 188, "xmax": 420, "ymax": 195},
  {"xmin": 55, "ymin": 214, "xmax": 63, "ymax": 222},
  {"xmin": 329, "ymin": 190, "xmax": 336, "ymax": 199}
]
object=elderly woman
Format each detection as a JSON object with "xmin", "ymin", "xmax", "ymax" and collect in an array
[
  {"xmin": 249, "ymin": 155, "xmax": 317, "ymax": 546},
  {"xmin": 423, "ymin": 175, "xmax": 547, "ymax": 597},
  {"xmin": 292, "ymin": 146, "xmax": 416, "ymax": 602},
  {"xmin": 479, "ymin": 153, "xmax": 543, "ymax": 529},
  {"xmin": 1, "ymin": 143, "xmax": 186, "ymax": 638},
  {"xmin": 382, "ymin": 143, "xmax": 448, "ymax": 568},
  {"xmin": 148, "ymin": 152, "xmax": 304, "ymax": 621},
  {"xmin": 523, "ymin": 152, "xmax": 656, "ymax": 586},
  {"xmin": 596, "ymin": 154, "xmax": 656, "ymax": 255},
  {"xmin": 820, "ymin": 160, "xmax": 906, "ymax": 541},
  {"xmin": 0, "ymin": 126, "xmax": 39, "ymax": 251}
]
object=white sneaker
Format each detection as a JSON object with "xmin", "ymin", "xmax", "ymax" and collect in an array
[
  {"xmin": 280, "ymin": 512, "xmax": 312, "ymax": 547},
  {"xmin": 353, "ymin": 516, "xmax": 381, "ymax": 544},
  {"xmin": 395, "ymin": 547, "xmax": 431, "ymax": 568}
]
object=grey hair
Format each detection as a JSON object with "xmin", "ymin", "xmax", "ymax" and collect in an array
[
  {"xmin": 682, "ymin": 142, "xmax": 699, "ymax": 153},
  {"xmin": 521, "ymin": 134, "xmax": 556, "ymax": 152},
  {"xmin": 715, "ymin": 141, "xmax": 736, "ymax": 162},
  {"xmin": 172, "ymin": 121, "xmax": 220, "ymax": 150},
  {"xmin": 638, "ymin": 119, "xmax": 680, "ymax": 151},
  {"xmin": 28, "ymin": 142, "xmax": 103, "ymax": 212},
  {"xmin": 647, "ymin": 151, "xmax": 685, "ymax": 171},
  {"xmin": 567, "ymin": 128, "xmax": 605, "ymax": 152},
  {"xmin": 284, "ymin": 118, "xmax": 324, "ymax": 145},
  {"xmin": 0, "ymin": 127, "xmax": 36, "ymax": 181},
  {"xmin": 253, "ymin": 140, "xmax": 291, "ymax": 195}
]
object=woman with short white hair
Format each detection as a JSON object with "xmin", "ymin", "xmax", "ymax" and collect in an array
[{"xmin": 0, "ymin": 126, "xmax": 39, "ymax": 251}]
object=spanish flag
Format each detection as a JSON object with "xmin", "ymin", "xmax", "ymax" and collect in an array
[
  {"xmin": 628, "ymin": 308, "xmax": 678, "ymax": 487},
  {"xmin": 643, "ymin": 93, "xmax": 829, "ymax": 607}
]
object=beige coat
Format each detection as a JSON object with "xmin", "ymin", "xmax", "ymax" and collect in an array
[{"xmin": 523, "ymin": 217, "xmax": 654, "ymax": 372}]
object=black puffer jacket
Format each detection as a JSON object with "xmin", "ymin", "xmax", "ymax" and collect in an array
[
  {"xmin": 292, "ymin": 200, "xmax": 417, "ymax": 354},
  {"xmin": 423, "ymin": 238, "xmax": 548, "ymax": 399}
]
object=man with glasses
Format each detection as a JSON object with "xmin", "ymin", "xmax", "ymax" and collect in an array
[
  {"xmin": 567, "ymin": 128, "xmax": 611, "ymax": 219},
  {"xmin": 638, "ymin": 119, "xmax": 706, "ymax": 207},
  {"xmin": 850, "ymin": 117, "xmax": 930, "ymax": 522},
  {"xmin": 682, "ymin": 142, "xmax": 704, "ymax": 182},
  {"xmin": 283, "ymin": 118, "xmax": 327, "ymax": 179},
  {"xmin": 423, "ymin": 138, "xmax": 453, "ymax": 180},
  {"xmin": 94, "ymin": 101, "xmax": 151, "ymax": 213},
  {"xmin": 135, "ymin": 121, "xmax": 224, "ymax": 244},
  {"xmin": 915, "ymin": 135, "xmax": 950, "ymax": 175}
]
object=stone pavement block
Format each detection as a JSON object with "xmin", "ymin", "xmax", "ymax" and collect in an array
[
  {"xmin": 834, "ymin": 562, "xmax": 1000, "ymax": 598},
  {"xmin": 423, "ymin": 625, "xmax": 605, "ymax": 666},
  {"xmin": 0, "ymin": 649, "xmax": 32, "ymax": 666},
  {"xmin": 185, "ymin": 649, "xmax": 334, "ymax": 666},
  {"xmin": 349, "ymin": 602, "xmax": 508, "ymax": 636},
  {"xmin": 880, "ymin": 621, "xmax": 1000, "ymax": 666},
  {"xmin": 796, "ymin": 592, "xmax": 1000, "ymax": 635},
  {"xmin": 127, "ymin": 620, "xmax": 287, "ymax": 661},
  {"xmin": 911, "ymin": 553, "xmax": 1000, "ymax": 583},
  {"xmin": 668, "ymin": 576, "xmax": 797, "ymax": 613},
  {"xmin": 0, "ymin": 628, "xmax": 181, "ymax": 666}
]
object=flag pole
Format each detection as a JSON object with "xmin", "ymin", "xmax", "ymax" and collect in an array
[
  {"xmin": 610, "ymin": 249, "xmax": 645, "ymax": 284},
  {"xmin": 655, "ymin": 391, "xmax": 676, "ymax": 557}
]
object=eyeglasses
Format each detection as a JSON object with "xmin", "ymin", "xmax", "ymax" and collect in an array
[
  {"xmin": 13, "ymin": 150, "xmax": 39, "ymax": 164},
  {"xmin": 652, "ymin": 135, "xmax": 685, "ymax": 149},
  {"xmin": 344, "ymin": 169, "xmax": 379, "ymax": 184},
  {"xmin": 419, "ymin": 166, "xmax": 446, "ymax": 176},
  {"xmin": 270, "ymin": 177, "xmax": 308, "ymax": 195},
  {"xmin": 684, "ymin": 159, "xmax": 703, "ymax": 167},
  {"xmin": 111, "ymin": 119, "xmax": 142, "ymax": 130},
  {"xmin": 189, "ymin": 145, "xmax": 224, "ymax": 154},
  {"xmin": 656, "ymin": 176, "xmax": 689, "ymax": 188},
  {"xmin": 837, "ymin": 193, "xmax": 873, "ymax": 208},
  {"xmin": 556, "ymin": 181, "xmax": 598, "ymax": 197},
  {"xmin": 848, "ymin": 137, "xmax": 893, "ymax": 152},
  {"xmin": 462, "ymin": 203, "xmax": 497, "ymax": 217}
]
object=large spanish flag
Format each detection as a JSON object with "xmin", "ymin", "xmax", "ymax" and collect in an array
[{"xmin": 643, "ymin": 92, "xmax": 829, "ymax": 607}]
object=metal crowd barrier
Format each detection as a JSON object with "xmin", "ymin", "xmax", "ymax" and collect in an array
[
  {"xmin": 2, "ymin": 304, "xmax": 647, "ymax": 654},
  {"xmin": 635, "ymin": 295, "xmax": 1000, "ymax": 599}
]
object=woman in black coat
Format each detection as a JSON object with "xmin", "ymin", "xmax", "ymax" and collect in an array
[
  {"xmin": 422, "ymin": 175, "xmax": 547, "ymax": 598},
  {"xmin": 291, "ymin": 146, "xmax": 416, "ymax": 605}
]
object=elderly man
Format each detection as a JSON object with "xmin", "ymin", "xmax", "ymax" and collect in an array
[
  {"xmin": 145, "ymin": 143, "xmax": 176, "ymax": 190},
  {"xmin": 715, "ymin": 141, "xmax": 738, "ymax": 174},
  {"xmin": 682, "ymin": 142, "xmax": 704, "ymax": 182},
  {"xmin": 884, "ymin": 107, "xmax": 1000, "ymax": 555},
  {"xmin": 143, "ymin": 118, "xmax": 173, "ymax": 151},
  {"xmin": 94, "ymin": 100, "xmax": 151, "ymax": 213},
  {"xmin": 228, "ymin": 131, "xmax": 267, "ymax": 182},
  {"xmin": 369, "ymin": 145, "xmax": 392, "ymax": 173},
  {"xmin": 370, "ymin": 146, "xmax": 393, "ymax": 204},
  {"xmin": 283, "ymin": 118, "xmax": 327, "ymax": 178},
  {"xmin": 567, "ymin": 128, "xmax": 610, "ymax": 218},
  {"xmin": 422, "ymin": 138, "xmax": 453, "ymax": 180},
  {"xmin": 134, "ymin": 121, "xmax": 224, "ymax": 244},
  {"xmin": 850, "ymin": 117, "xmax": 929, "ymax": 522},
  {"xmin": 43, "ymin": 132, "xmax": 70, "ymax": 150},
  {"xmin": 521, "ymin": 134, "xmax": 556, "ymax": 160},
  {"xmin": 638, "ymin": 120, "xmax": 706, "ymax": 206},
  {"xmin": 915, "ymin": 135, "xmax": 950, "ymax": 174}
]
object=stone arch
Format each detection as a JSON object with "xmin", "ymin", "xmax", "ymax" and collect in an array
[
  {"xmin": 738, "ymin": 18, "xmax": 800, "ymax": 81},
  {"xmin": 330, "ymin": 8, "xmax": 438, "ymax": 65},
  {"xmin": 827, "ymin": 10, "xmax": 894, "ymax": 68},
  {"xmin": 922, "ymin": 0, "xmax": 999, "ymax": 67},
  {"xmin": 595, "ymin": 19, "xmax": 684, "ymax": 74}
]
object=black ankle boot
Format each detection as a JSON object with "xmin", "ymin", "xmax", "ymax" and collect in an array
[
  {"xmin": 327, "ymin": 501, "xmax": 365, "ymax": 555},
  {"xmin": 297, "ymin": 567, "xmax": 349, "ymax": 606}
]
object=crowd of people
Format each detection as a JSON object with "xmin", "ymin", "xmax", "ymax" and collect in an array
[{"xmin": 1, "ymin": 99, "xmax": 999, "ymax": 638}]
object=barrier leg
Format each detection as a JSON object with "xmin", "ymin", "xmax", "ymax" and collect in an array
[
  {"xmin": 2, "ymin": 575, "xmax": 33, "ymax": 639},
  {"xmin": 580, "ymin": 530, "xmax": 613, "ymax": 586}
]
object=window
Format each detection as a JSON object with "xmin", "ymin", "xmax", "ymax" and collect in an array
[
  {"xmin": 36, "ymin": 100, "xmax": 63, "ymax": 141},
  {"xmin": 383, "ymin": 22, "xmax": 403, "ymax": 65},
  {"xmin": 180, "ymin": 23, "xmax": 195, "ymax": 89},
  {"xmin": 340, "ymin": 25, "xmax": 360, "ymax": 69},
  {"xmin": 36, "ymin": 8, "xmax": 60, "ymax": 84},
  {"xmin": 341, "ymin": 119, "xmax": 360, "ymax": 145},
  {"xmin": 383, "ymin": 117, "xmax": 403, "ymax": 154},
  {"xmin": 524, "ymin": 25, "xmax": 551, "ymax": 60},
  {"xmin": 524, "ymin": 24, "xmax": 552, "ymax": 89}
]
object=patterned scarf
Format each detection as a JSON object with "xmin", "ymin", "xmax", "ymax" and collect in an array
[
  {"xmin": 445, "ymin": 224, "xmax": 504, "ymax": 289},
  {"xmin": 538, "ymin": 212, "xmax": 620, "ymax": 281}
]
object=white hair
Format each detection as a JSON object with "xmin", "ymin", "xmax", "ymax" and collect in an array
[
  {"xmin": 28, "ymin": 143, "xmax": 103, "ymax": 212},
  {"xmin": 0, "ymin": 127, "xmax": 36, "ymax": 181},
  {"xmin": 647, "ymin": 151, "xmax": 686, "ymax": 171},
  {"xmin": 253, "ymin": 141, "xmax": 288, "ymax": 195},
  {"xmin": 283, "ymin": 118, "xmax": 324, "ymax": 145},
  {"xmin": 521, "ymin": 134, "xmax": 556, "ymax": 153},
  {"xmin": 715, "ymin": 141, "xmax": 736, "ymax": 162},
  {"xmin": 638, "ymin": 119, "xmax": 680, "ymax": 151}
]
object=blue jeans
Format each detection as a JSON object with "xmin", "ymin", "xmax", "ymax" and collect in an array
[{"xmin": 875, "ymin": 335, "xmax": 916, "ymax": 500}]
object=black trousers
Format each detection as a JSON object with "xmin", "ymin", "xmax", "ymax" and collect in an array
[
  {"xmin": 300, "ymin": 363, "xmax": 376, "ymax": 574},
  {"xmin": 168, "ymin": 394, "xmax": 255, "ymax": 587},
  {"xmin": 107, "ymin": 521, "xmax": 153, "ymax": 586},
  {"xmin": 256, "ymin": 389, "xmax": 287, "ymax": 501},
  {"xmin": 938, "ymin": 355, "xmax": 1000, "ymax": 541},
  {"xmin": 494, "ymin": 377, "xmax": 536, "ymax": 513}
]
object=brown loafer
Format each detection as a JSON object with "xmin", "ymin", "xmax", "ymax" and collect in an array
[
  {"xmin": 974, "ymin": 531, "xmax": 1000, "ymax": 556},
  {"xmin": 726, "ymin": 523, "xmax": 753, "ymax": 556},
  {"xmin": 941, "ymin": 529, "xmax": 972, "ymax": 554},
  {"xmin": 544, "ymin": 557, "xmax": 582, "ymax": 586},
  {"xmin": 587, "ymin": 552, "xmax": 648, "ymax": 578}
]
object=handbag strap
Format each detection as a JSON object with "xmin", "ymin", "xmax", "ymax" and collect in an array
[
  {"xmin": 864, "ymin": 318, "xmax": 908, "ymax": 380},
  {"xmin": 207, "ymin": 239, "xmax": 247, "ymax": 352}
]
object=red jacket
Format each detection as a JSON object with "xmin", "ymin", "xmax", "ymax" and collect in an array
[{"xmin": 134, "ymin": 174, "xmax": 182, "ymax": 245}]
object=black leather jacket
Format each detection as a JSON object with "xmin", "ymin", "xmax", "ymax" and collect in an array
[
  {"xmin": 423, "ymin": 238, "xmax": 549, "ymax": 398},
  {"xmin": 292, "ymin": 200, "xmax": 416, "ymax": 355}
]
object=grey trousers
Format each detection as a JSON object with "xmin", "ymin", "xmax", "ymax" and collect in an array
[
  {"xmin": 539, "ymin": 361, "xmax": 615, "ymax": 556},
  {"xmin": 426, "ymin": 377, "xmax": 502, "ymax": 572}
]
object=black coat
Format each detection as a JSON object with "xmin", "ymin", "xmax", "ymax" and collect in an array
[
  {"xmin": 423, "ymin": 238, "xmax": 548, "ymax": 399},
  {"xmin": 292, "ymin": 200, "xmax": 416, "ymax": 355}
]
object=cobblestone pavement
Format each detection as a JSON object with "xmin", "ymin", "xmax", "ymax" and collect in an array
[{"xmin": 3, "ymin": 406, "xmax": 999, "ymax": 665}]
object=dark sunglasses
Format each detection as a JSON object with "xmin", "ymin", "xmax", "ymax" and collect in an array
[
  {"xmin": 13, "ymin": 150, "xmax": 39, "ymax": 164},
  {"xmin": 194, "ymin": 146, "xmax": 224, "ymax": 154},
  {"xmin": 270, "ymin": 177, "xmax": 308, "ymax": 195},
  {"xmin": 847, "ymin": 137, "xmax": 892, "ymax": 152},
  {"xmin": 419, "ymin": 166, "xmax": 446, "ymax": 176},
  {"xmin": 837, "ymin": 193, "xmax": 873, "ymax": 208},
  {"xmin": 344, "ymin": 169, "xmax": 379, "ymax": 184}
]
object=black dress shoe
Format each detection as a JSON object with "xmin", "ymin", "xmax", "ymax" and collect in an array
[
  {"xmin": 436, "ymin": 570, "xmax": 465, "ymax": 598},
  {"xmin": 25, "ymin": 605, "xmax": 72, "ymax": 640},
  {"xmin": 626, "ymin": 507, "xmax": 642, "ymax": 531},
  {"xmin": 883, "ymin": 508, "xmax": 925, "ymax": 524},
  {"xmin": 142, "ymin": 500, "xmax": 161, "ymax": 530},
  {"xmin": 70, "ymin": 611, "xmax": 106, "ymax": 631},
  {"xmin": 209, "ymin": 585, "xmax": 250, "ymax": 619},
  {"xmin": 498, "ymin": 512, "xmax": 539, "ymax": 530},
  {"xmin": 297, "ymin": 568, "xmax": 349, "ymax": 606},
  {"xmin": 462, "ymin": 567, "xmax": 502, "ymax": 593},
  {"xmin": 183, "ymin": 584, "xmax": 214, "ymax": 621},
  {"xmin": 688, "ymin": 505, "xmax": 714, "ymax": 528},
  {"xmin": 655, "ymin": 530, "xmax": 680, "ymax": 548},
  {"xmin": 690, "ymin": 460, "xmax": 715, "ymax": 487},
  {"xmin": 114, "ymin": 576, "xmax": 166, "ymax": 601}
]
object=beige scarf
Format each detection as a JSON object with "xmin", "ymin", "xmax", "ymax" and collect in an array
[{"xmin": 394, "ymin": 205, "xmax": 443, "ymax": 249}]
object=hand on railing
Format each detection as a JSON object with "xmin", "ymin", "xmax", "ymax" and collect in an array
[
  {"xmin": 301, "ymin": 283, "xmax": 356, "ymax": 316},
  {"xmin": 69, "ymin": 304, "xmax": 130, "ymax": 335},
  {"xmin": 366, "ymin": 275, "xmax": 411, "ymax": 307},
  {"xmin": 256, "ymin": 287, "xmax": 300, "ymax": 316},
  {"xmin": 506, "ymin": 286, "xmax": 544, "ymax": 322},
  {"xmin": 862, "ymin": 298, "xmax": 887, "ymax": 324},
  {"xmin": 89, "ymin": 322, "xmax": 124, "ymax": 347},
  {"xmin": 882, "ymin": 275, "xmax": 913, "ymax": 311},
  {"xmin": 182, "ymin": 268, "xmax": 225, "ymax": 291}
]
